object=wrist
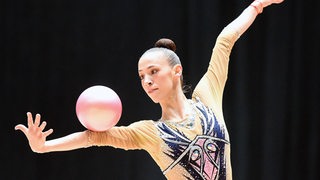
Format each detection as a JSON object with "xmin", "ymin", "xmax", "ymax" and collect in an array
[
  {"xmin": 31, "ymin": 145, "xmax": 46, "ymax": 153},
  {"xmin": 250, "ymin": 0, "xmax": 264, "ymax": 14}
]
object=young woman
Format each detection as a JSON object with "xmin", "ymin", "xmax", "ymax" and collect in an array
[{"xmin": 15, "ymin": 0, "xmax": 284, "ymax": 179}]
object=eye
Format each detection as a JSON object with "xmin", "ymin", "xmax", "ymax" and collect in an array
[
  {"xmin": 151, "ymin": 69, "xmax": 158, "ymax": 75},
  {"xmin": 139, "ymin": 75, "xmax": 144, "ymax": 80}
]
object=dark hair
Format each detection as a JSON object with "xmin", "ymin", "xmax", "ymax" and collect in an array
[
  {"xmin": 151, "ymin": 38, "xmax": 181, "ymax": 67},
  {"xmin": 142, "ymin": 38, "xmax": 191, "ymax": 93},
  {"xmin": 154, "ymin": 38, "xmax": 176, "ymax": 52}
]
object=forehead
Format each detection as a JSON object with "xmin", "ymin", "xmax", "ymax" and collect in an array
[{"xmin": 138, "ymin": 51, "xmax": 169, "ymax": 71}]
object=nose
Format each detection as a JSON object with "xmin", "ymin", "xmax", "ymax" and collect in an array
[{"xmin": 143, "ymin": 77, "xmax": 153, "ymax": 86}]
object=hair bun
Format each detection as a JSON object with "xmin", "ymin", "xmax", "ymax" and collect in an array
[{"xmin": 154, "ymin": 38, "xmax": 176, "ymax": 52}]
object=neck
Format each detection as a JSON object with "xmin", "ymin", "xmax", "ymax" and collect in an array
[{"xmin": 159, "ymin": 90, "xmax": 189, "ymax": 121}]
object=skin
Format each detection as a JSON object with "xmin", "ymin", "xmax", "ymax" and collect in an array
[{"xmin": 138, "ymin": 51, "xmax": 188, "ymax": 121}]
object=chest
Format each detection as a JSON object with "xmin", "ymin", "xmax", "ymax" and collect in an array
[{"xmin": 155, "ymin": 101, "xmax": 229, "ymax": 179}]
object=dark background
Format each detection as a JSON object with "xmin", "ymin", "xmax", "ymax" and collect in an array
[{"xmin": 2, "ymin": 0, "xmax": 319, "ymax": 180}]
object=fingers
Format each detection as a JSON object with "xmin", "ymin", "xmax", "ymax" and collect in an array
[
  {"xmin": 43, "ymin": 128, "xmax": 54, "ymax": 137},
  {"xmin": 38, "ymin": 121, "xmax": 51, "ymax": 136},
  {"xmin": 27, "ymin": 112, "xmax": 33, "ymax": 127},
  {"xmin": 19, "ymin": 112, "xmax": 51, "ymax": 133},
  {"xmin": 26, "ymin": 112, "xmax": 42, "ymax": 128},
  {"xmin": 14, "ymin": 124, "xmax": 28, "ymax": 134},
  {"xmin": 39, "ymin": 121, "xmax": 47, "ymax": 131},
  {"xmin": 34, "ymin": 113, "xmax": 41, "ymax": 127}
]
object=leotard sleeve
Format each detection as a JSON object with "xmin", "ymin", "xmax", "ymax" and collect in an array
[
  {"xmin": 87, "ymin": 120, "xmax": 160, "ymax": 153},
  {"xmin": 192, "ymin": 28, "xmax": 240, "ymax": 119}
]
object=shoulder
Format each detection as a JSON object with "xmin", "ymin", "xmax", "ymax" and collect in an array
[
  {"xmin": 127, "ymin": 120, "xmax": 162, "ymax": 150},
  {"xmin": 127, "ymin": 120, "xmax": 160, "ymax": 138}
]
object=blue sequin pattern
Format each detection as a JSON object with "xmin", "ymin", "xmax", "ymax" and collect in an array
[{"xmin": 156, "ymin": 99, "xmax": 229, "ymax": 180}]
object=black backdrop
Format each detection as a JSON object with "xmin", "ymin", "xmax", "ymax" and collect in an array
[{"xmin": 2, "ymin": 0, "xmax": 319, "ymax": 180}]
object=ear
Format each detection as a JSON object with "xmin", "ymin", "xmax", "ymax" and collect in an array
[{"xmin": 173, "ymin": 64, "xmax": 183, "ymax": 77}]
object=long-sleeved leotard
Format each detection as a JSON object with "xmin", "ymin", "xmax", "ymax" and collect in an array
[{"xmin": 88, "ymin": 28, "xmax": 239, "ymax": 180}]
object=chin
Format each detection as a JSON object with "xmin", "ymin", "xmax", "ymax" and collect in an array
[
  {"xmin": 150, "ymin": 98, "xmax": 159, "ymax": 104},
  {"xmin": 148, "ymin": 95, "xmax": 160, "ymax": 104}
]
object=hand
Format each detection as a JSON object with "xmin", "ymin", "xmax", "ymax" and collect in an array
[
  {"xmin": 270, "ymin": 0, "xmax": 284, "ymax": 4},
  {"xmin": 259, "ymin": 0, "xmax": 284, "ymax": 7},
  {"xmin": 15, "ymin": 112, "xmax": 53, "ymax": 153}
]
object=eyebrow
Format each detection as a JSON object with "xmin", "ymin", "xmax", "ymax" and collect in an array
[{"xmin": 138, "ymin": 65, "xmax": 157, "ymax": 72}]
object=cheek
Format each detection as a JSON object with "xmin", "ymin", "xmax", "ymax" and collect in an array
[
  {"xmin": 140, "ymin": 81, "xmax": 148, "ymax": 91},
  {"xmin": 157, "ymin": 73, "xmax": 174, "ymax": 88}
]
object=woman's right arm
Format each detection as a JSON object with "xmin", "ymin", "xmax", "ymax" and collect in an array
[
  {"xmin": 15, "ymin": 112, "xmax": 88, "ymax": 153},
  {"xmin": 15, "ymin": 112, "xmax": 159, "ymax": 153}
]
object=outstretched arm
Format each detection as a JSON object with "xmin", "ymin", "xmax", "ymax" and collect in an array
[
  {"xmin": 225, "ymin": 0, "xmax": 284, "ymax": 37},
  {"xmin": 15, "ymin": 112, "xmax": 88, "ymax": 153},
  {"xmin": 15, "ymin": 112, "xmax": 158, "ymax": 153}
]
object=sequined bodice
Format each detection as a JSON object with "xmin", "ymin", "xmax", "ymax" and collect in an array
[{"xmin": 156, "ymin": 99, "xmax": 229, "ymax": 180}]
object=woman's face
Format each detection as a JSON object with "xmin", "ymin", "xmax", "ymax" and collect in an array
[{"xmin": 138, "ymin": 51, "xmax": 181, "ymax": 103}]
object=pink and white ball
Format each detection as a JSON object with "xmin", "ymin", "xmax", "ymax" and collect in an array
[{"xmin": 76, "ymin": 85, "xmax": 122, "ymax": 131}]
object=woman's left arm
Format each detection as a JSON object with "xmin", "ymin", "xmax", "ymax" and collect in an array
[{"xmin": 192, "ymin": 0, "xmax": 284, "ymax": 110}]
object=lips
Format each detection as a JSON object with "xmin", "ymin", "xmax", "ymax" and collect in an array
[{"xmin": 147, "ymin": 88, "xmax": 158, "ymax": 94}]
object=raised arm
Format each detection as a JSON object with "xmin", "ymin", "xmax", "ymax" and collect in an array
[
  {"xmin": 192, "ymin": 0, "xmax": 284, "ymax": 112},
  {"xmin": 15, "ymin": 112, "xmax": 88, "ymax": 153},
  {"xmin": 225, "ymin": 0, "xmax": 284, "ymax": 37}
]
